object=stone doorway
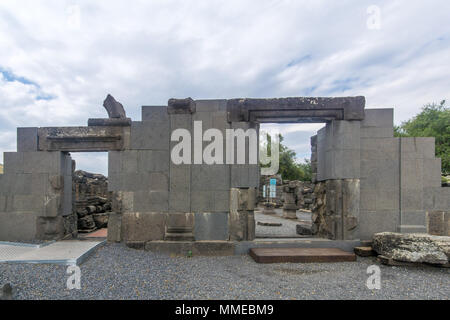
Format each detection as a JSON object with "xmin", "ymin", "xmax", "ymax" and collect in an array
[
  {"xmin": 256, "ymin": 123, "xmax": 325, "ymax": 239},
  {"xmin": 70, "ymin": 152, "xmax": 111, "ymax": 238}
]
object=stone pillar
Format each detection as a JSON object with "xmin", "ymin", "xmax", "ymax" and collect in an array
[
  {"xmin": 283, "ymin": 181, "xmax": 298, "ymax": 219},
  {"xmin": 229, "ymin": 187, "xmax": 256, "ymax": 241}
]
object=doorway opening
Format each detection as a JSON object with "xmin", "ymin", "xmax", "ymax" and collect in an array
[
  {"xmin": 69, "ymin": 152, "xmax": 110, "ymax": 238},
  {"xmin": 255, "ymin": 123, "xmax": 325, "ymax": 239}
]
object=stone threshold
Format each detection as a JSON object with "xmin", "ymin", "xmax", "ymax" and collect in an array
[{"xmin": 125, "ymin": 238, "xmax": 363, "ymax": 256}]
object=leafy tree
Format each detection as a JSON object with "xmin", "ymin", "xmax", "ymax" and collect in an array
[
  {"xmin": 394, "ymin": 100, "xmax": 450, "ymax": 174},
  {"xmin": 261, "ymin": 133, "xmax": 312, "ymax": 181}
]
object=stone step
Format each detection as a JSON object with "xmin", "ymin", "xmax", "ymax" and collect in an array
[{"xmin": 249, "ymin": 247, "xmax": 356, "ymax": 263}]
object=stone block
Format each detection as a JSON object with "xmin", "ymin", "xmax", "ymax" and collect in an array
[
  {"xmin": 3, "ymin": 152, "xmax": 24, "ymax": 174},
  {"xmin": 141, "ymin": 106, "xmax": 168, "ymax": 122},
  {"xmin": 214, "ymin": 190, "xmax": 229, "ymax": 212},
  {"xmin": 17, "ymin": 127, "xmax": 38, "ymax": 152},
  {"xmin": 169, "ymin": 190, "xmax": 190, "ymax": 212},
  {"xmin": 12, "ymin": 194, "xmax": 45, "ymax": 213},
  {"xmin": 108, "ymin": 213, "xmax": 122, "ymax": 242},
  {"xmin": 358, "ymin": 210, "xmax": 399, "ymax": 240},
  {"xmin": 36, "ymin": 216, "xmax": 65, "ymax": 240},
  {"xmin": 130, "ymin": 121, "xmax": 170, "ymax": 150},
  {"xmin": 191, "ymin": 165, "xmax": 230, "ymax": 191},
  {"xmin": 23, "ymin": 151, "xmax": 63, "ymax": 174},
  {"xmin": 169, "ymin": 165, "xmax": 190, "ymax": 190},
  {"xmin": 231, "ymin": 165, "xmax": 250, "ymax": 188},
  {"xmin": 108, "ymin": 151, "xmax": 123, "ymax": 174},
  {"xmin": 0, "ymin": 212, "xmax": 37, "ymax": 241},
  {"xmin": 133, "ymin": 190, "xmax": 169, "ymax": 212},
  {"xmin": 360, "ymin": 126, "xmax": 394, "ymax": 138},
  {"xmin": 11, "ymin": 174, "xmax": 32, "ymax": 195},
  {"xmin": 362, "ymin": 109, "xmax": 394, "ymax": 128},
  {"xmin": 359, "ymin": 186, "xmax": 377, "ymax": 211},
  {"xmin": 333, "ymin": 149, "xmax": 360, "ymax": 179},
  {"xmin": 401, "ymin": 210, "xmax": 426, "ymax": 226},
  {"xmin": 401, "ymin": 189, "xmax": 423, "ymax": 211},
  {"xmin": 191, "ymin": 191, "xmax": 214, "ymax": 212},
  {"xmin": 376, "ymin": 188, "xmax": 399, "ymax": 211},
  {"xmin": 331, "ymin": 120, "xmax": 361, "ymax": 150},
  {"xmin": 401, "ymin": 159, "xmax": 423, "ymax": 188},
  {"xmin": 108, "ymin": 173, "xmax": 123, "ymax": 191},
  {"xmin": 122, "ymin": 212, "xmax": 167, "ymax": 242},
  {"xmin": 422, "ymin": 158, "xmax": 442, "ymax": 188},
  {"xmin": 400, "ymin": 137, "xmax": 435, "ymax": 159},
  {"xmin": 137, "ymin": 150, "xmax": 170, "ymax": 173},
  {"xmin": 121, "ymin": 150, "xmax": 138, "ymax": 173},
  {"xmin": 168, "ymin": 98, "xmax": 196, "ymax": 114},
  {"xmin": 427, "ymin": 211, "xmax": 449, "ymax": 236},
  {"xmin": 195, "ymin": 100, "xmax": 227, "ymax": 112}
]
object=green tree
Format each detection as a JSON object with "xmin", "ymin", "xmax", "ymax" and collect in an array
[
  {"xmin": 394, "ymin": 100, "xmax": 450, "ymax": 174},
  {"xmin": 262, "ymin": 133, "xmax": 312, "ymax": 181}
]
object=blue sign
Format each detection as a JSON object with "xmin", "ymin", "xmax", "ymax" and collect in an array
[{"xmin": 270, "ymin": 179, "xmax": 276, "ymax": 185}]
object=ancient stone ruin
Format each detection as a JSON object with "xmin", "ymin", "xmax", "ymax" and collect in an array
[
  {"xmin": 73, "ymin": 170, "xmax": 112, "ymax": 233},
  {"xmin": 0, "ymin": 95, "xmax": 448, "ymax": 247}
]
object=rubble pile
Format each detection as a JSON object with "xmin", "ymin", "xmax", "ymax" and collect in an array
[{"xmin": 73, "ymin": 170, "xmax": 112, "ymax": 232}]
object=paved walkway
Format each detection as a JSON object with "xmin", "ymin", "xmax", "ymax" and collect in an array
[{"xmin": 0, "ymin": 240, "xmax": 104, "ymax": 265}]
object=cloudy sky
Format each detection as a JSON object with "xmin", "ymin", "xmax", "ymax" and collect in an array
[{"xmin": 1, "ymin": 0, "xmax": 449, "ymax": 175}]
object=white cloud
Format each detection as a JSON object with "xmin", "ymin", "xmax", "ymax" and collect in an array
[{"xmin": 0, "ymin": 0, "xmax": 449, "ymax": 173}]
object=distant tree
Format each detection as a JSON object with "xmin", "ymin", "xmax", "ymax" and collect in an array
[
  {"xmin": 261, "ymin": 133, "xmax": 312, "ymax": 181},
  {"xmin": 394, "ymin": 100, "xmax": 450, "ymax": 174}
]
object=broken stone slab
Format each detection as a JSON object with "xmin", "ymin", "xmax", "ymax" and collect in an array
[
  {"xmin": 257, "ymin": 221, "xmax": 282, "ymax": 227},
  {"xmin": 372, "ymin": 232, "xmax": 449, "ymax": 265},
  {"xmin": 103, "ymin": 94, "xmax": 127, "ymax": 118},
  {"xmin": 354, "ymin": 246, "xmax": 376, "ymax": 257},
  {"xmin": 168, "ymin": 97, "xmax": 196, "ymax": 114},
  {"xmin": 296, "ymin": 224, "xmax": 312, "ymax": 236},
  {"xmin": 377, "ymin": 255, "xmax": 450, "ymax": 268}
]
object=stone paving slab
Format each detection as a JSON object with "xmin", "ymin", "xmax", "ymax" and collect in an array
[
  {"xmin": 0, "ymin": 240, "xmax": 105, "ymax": 265},
  {"xmin": 249, "ymin": 247, "xmax": 357, "ymax": 263}
]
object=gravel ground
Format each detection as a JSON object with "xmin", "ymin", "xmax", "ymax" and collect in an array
[
  {"xmin": 255, "ymin": 208, "xmax": 311, "ymax": 238},
  {"xmin": 1, "ymin": 243, "xmax": 448, "ymax": 300}
]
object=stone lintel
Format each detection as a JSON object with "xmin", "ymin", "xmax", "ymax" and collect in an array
[
  {"xmin": 227, "ymin": 96, "xmax": 365, "ymax": 122},
  {"xmin": 38, "ymin": 126, "xmax": 127, "ymax": 152},
  {"xmin": 88, "ymin": 118, "xmax": 132, "ymax": 126}
]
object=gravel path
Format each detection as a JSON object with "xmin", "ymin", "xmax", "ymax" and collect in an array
[
  {"xmin": 1, "ymin": 243, "xmax": 448, "ymax": 300},
  {"xmin": 255, "ymin": 208, "xmax": 311, "ymax": 238}
]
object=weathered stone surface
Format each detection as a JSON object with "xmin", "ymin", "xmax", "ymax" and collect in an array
[
  {"xmin": 103, "ymin": 94, "xmax": 127, "ymax": 118},
  {"xmin": 227, "ymin": 96, "xmax": 365, "ymax": 122},
  {"xmin": 354, "ymin": 246, "xmax": 376, "ymax": 257},
  {"xmin": 122, "ymin": 212, "xmax": 167, "ymax": 242},
  {"xmin": 229, "ymin": 188, "xmax": 256, "ymax": 241},
  {"xmin": 427, "ymin": 211, "xmax": 449, "ymax": 236},
  {"xmin": 168, "ymin": 97, "xmax": 196, "ymax": 114},
  {"xmin": 38, "ymin": 126, "xmax": 127, "ymax": 152},
  {"xmin": 296, "ymin": 224, "xmax": 312, "ymax": 236},
  {"xmin": 372, "ymin": 232, "xmax": 449, "ymax": 265},
  {"xmin": 87, "ymin": 118, "xmax": 131, "ymax": 126}
]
